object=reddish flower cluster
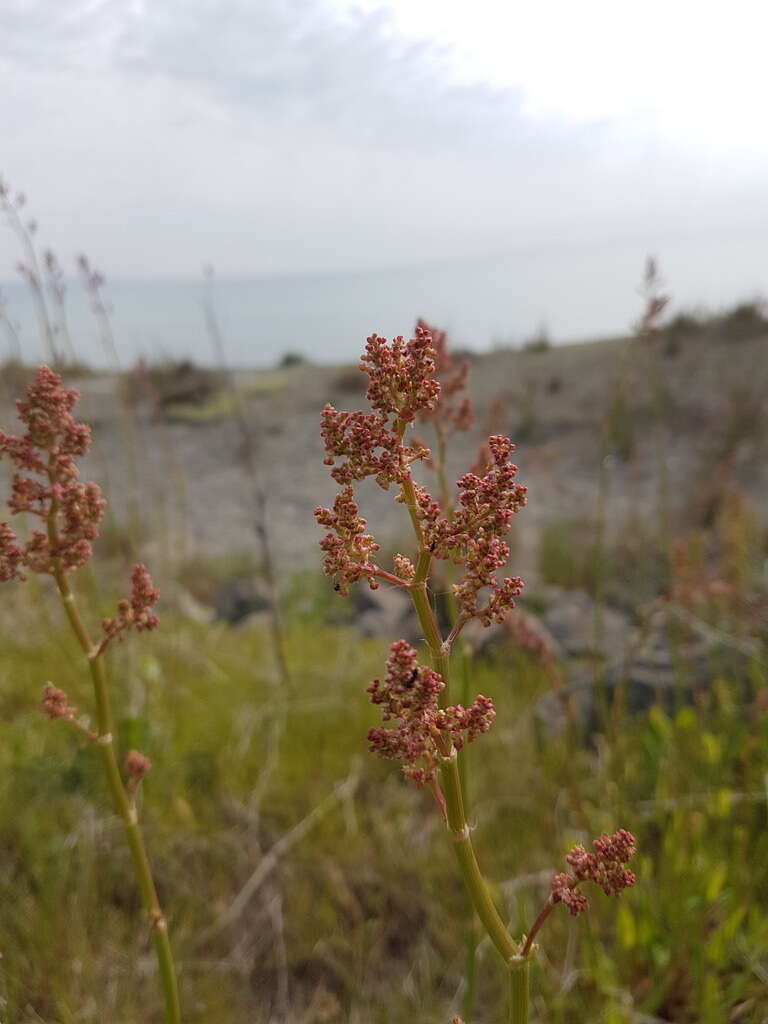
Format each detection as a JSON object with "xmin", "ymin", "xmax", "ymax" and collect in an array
[
  {"xmin": 415, "ymin": 318, "xmax": 473, "ymax": 433},
  {"xmin": 125, "ymin": 749, "xmax": 152, "ymax": 781},
  {"xmin": 367, "ymin": 640, "xmax": 495, "ymax": 785},
  {"xmin": 411, "ymin": 435, "xmax": 526, "ymax": 624},
  {"xmin": 551, "ymin": 830, "xmax": 637, "ymax": 917},
  {"xmin": 320, "ymin": 406, "xmax": 421, "ymax": 490},
  {"xmin": 315, "ymin": 331, "xmax": 526, "ymax": 625},
  {"xmin": 41, "ymin": 683, "xmax": 77, "ymax": 721},
  {"xmin": 0, "ymin": 367, "xmax": 160, "ymax": 643},
  {"xmin": 0, "ymin": 366, "xmax": 105, "ymax": 575},
  {"xmin": 314, "ymin": 486, "xmax": 380, "ymax": 595},
  {"xmin": 101, "ymin": 564, "xmax": 161, "ymax": 645},
  {"xmin": 359, "ymin": 328, "xmax": 441, "ymax": 421},
  {"xmin": 0, "ymin": 522, "xmax": 23, "ymax": 582},
  {"xmin": 449, "ymin": 437, "xmax": 526, "ymax": 622}
]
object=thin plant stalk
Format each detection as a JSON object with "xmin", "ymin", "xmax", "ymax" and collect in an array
[
  {"xmin": 508, "ymin": 958, "xmax": 530, "ymax": 1024},
  {"xmin": 0, "ymin": 289, "xmax": 23, "ymax": 361},
  {"xmin": 397, "ymin": 422, "xmax": 522, "ymax": 1016},
  {"xmin": 45, "ymin": 482, "xmax": 181, "ymax": 1023},
  {"xmin": 43, "ymin": 250, "xmax": 77, "ymax": 364},
  {"xmin": 1, "ymin": 184, "xmax": 58, "ymax": 364},
  {"xmin": 418, "ymin": 418, "xmax": 481, "ymax": 1017},
  {"xmin": 1, "ymin": 367, "xmax": 182, "ymax": 1022},
  {"xmin": 202, "ymin": 269, "xmax": 290, "ymax": 691}
]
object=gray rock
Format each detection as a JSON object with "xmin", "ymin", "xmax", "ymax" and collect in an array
[
  {"xmin": 541, "ymin": 588, "xmax": 631, "ymax": 664},
  {"xmin": 352, "ymin": 584, "xmax": 413, "ymax": 640},
  {"xmin": 214, "ymin": 577, "xmax": 272, "ymax": 625}
]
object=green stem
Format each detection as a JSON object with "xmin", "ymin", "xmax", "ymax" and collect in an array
[
  {"xmin": 462, "ymin": 903, "xmax": 478, "ymax": 1022},
  {"xmin": 439, "ymin": 754, "xmax": 518, "ymax": 962},
  {"xmin": 47, "ymin": 487, "xmax": 181, "ymax": 1023},
  {"xmin": 406, "ymin": 542, "xmax": 517, "ymax": 961},
  {"xmin": 398, "ymin": 426, "xmax": 522, "ymax": 1020},
  {"xmin": 508, "ymin": 957, "xmax": 530, "ymax": 1023}
]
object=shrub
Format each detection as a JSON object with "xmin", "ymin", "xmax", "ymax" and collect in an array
[
  {"xmin": 278, "ymin": 351, "xmax": 307, "ymax": 368},
  {"xmin": 719, "ymin": 300, "xmax": 768, "ymax": 341},
  {"xmin": 120, "ymin": 358, "xmax": 224, "ymax": 418}
]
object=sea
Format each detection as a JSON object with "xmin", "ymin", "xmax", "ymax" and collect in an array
[{"xmin": 2, "ymin": 233, "xmax": 766, "ymax": 367}]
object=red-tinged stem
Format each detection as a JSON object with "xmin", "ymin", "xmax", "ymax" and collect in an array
[
  {"xmin": 366, "ymin": 565, "xmax": 413, "ymax": 588},
  {"xmin": 444, "ymin": 614, "xmax": 471, "ymax": 651},
  {"xmin": 521, "ymin": 898, "xmax": 555, "ymax": 957}
]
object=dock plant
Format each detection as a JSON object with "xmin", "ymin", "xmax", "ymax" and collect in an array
[
  {"xmin": 0, "ymin": 367, "xmax": 181, "ymax": 1023},
  {"xmin": 315, "ymin": 327, "xmax": 636, "ymax": 1021}
]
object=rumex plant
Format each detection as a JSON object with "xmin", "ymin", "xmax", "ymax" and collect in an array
[
  {"xmin": 0, "ymin": 367, "xmax": 181, "ymax": 1023},
  {"xmin": 315, "ymin": 328, "xmax": 636, "ymax": 1021}
]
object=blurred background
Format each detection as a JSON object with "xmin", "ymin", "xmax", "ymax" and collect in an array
[
  {"xmin": 2, "ymin": 3, "xmax": 768, "ymax": 1023},
  {"xmin": 3, "ymin": 0, "xmax": 768, "ymax": 363}
]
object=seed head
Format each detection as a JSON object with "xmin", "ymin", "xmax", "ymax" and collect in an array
[
  {"xmin": 41, "ymin": 683, "xmax": 75, "ymax": 721},
  {"xmin": 125, "ymin": 749, "xmax": 152, "ymax": 781},
  {"xmin": 359, "ymin": 327, "xmax": 441, "ymax": 422},
  {"xmin": 314, "ymin": 486, "xmax": 380, "ymax": 594},
  {"xmin": 0, "ymin": 366, "xmax": 104, "ymax": 575},
  {"xmin": 366, "ymin": 640, "xmax": 495, "ymax": 784},
  {"xmin": 102, "ymin": 564, "xmax": 160, "ymax": 643},
  {"xmin": 0, "ymin": 522, "xmax": 24, "ymax": 582},
  {"xmin": 316, "ymin": 335, "xmax": 526, "ymax": 632},
  {"xmin": 551, "ymin": 830, "xmax": 637, "ymax": 916}
]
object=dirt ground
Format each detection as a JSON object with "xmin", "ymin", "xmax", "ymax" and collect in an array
[{"xmin": 2, "ymin": 326, "xmax": 767, "ymax": 582}]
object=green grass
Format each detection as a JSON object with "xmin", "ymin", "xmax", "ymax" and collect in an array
[
  {"xmin": 162, "ymin": 375, "xmax": 290, "ymax": 424},
  {"xmin": 1, "ymin": 574, "xmax": 767, "ymax": 1022}
]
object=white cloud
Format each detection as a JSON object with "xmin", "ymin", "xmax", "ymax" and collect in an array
[{"xmin": 1, "ymin": 0, "xmax": 768, "ymax": 281}]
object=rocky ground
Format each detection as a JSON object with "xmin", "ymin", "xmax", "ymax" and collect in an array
[
  {"xmin": 4, "ymin": 323, "xmax": 765, "ymax": 572},
  {"xmin": 2, "ymin": 324, "xmax": 767, "ymax": 694}
]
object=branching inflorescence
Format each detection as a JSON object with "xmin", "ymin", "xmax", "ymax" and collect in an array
[
  {"xmin": 315, "ymin": 327, "xmax": 525, "ymax": 781},
  {"xmin": 366, "ymin": 638, "xmax": 495, "ymax": 786},
  {"xmin": 315, "ymin": 327, "xmax": 635, "ymax": 1021},
  {"xmin": 0, "ymin": 367, "xmax": 180, "ymax": 1024},
  {"xmin": 0, "ymin": 368, "xmax": 157, "ymax": 652}
]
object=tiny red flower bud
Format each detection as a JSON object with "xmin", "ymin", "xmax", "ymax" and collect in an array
[
  {"xmin": 41, "ymin": 683, "xmax": 75, "ymax": 720},
  {"xmin": 125, "ymin": 749, "xmax": 152, "ymax": 781}
]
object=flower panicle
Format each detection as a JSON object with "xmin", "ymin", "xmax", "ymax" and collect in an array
[
  {"xmin": 0, "ymin": 366, "xmax": 105, "ymax": 575},
  {"xmin": 101, "ymin": 564, "xmax": 160, "ymax": 647},
  {"xmin": 314, "ymin": 486, "xmax": 380, "ymax": 595},
  {"xmin": 41, "ymin": 683, "xmax": 77, "ymax": 721},
  {"xmin": 551, "ymin": 829, "xmax": 637, "ymax": 917},
  {"xmin": 319, "ymin": 405, "xmax": 430, "ymax": 490},
  {"xmin": 316, "ymin": 335, "xmax": 526, "ymax": 624},
  {"xmin": 359, "ymin": 326, "xmax": 441, "ymax": 422},
  {"xmin": 366, "ymin": 640, "xmax": 495, "ymax": 785}
]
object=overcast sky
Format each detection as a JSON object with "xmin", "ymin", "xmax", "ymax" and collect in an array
[{"xmin": 2, "ymin": 0, "xmax": 768, "ymax": 280}]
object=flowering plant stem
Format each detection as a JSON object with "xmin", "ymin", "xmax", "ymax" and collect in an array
[
  {"xmin": 508, "ymin": 959, "xmax": 530, "ymax": 1023},
  {"xmin": 402, "ymin": 469, "xmax": 524, "ymax": 1015},
  {"xmin": 315, "ymin": 329, "xmax": 637, "ymax": 1021},
  {"xmin": 47, "ymin": 524, "xmax": 181, "ymax": 1023}
]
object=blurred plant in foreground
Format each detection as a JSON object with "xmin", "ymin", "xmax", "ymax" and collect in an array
[
  {"xmin": 315, "ymin": 327, "xmax": 636, "ymax": 1021},
  {"xmin": 0, "ymin": 367, "xmax": 181, "ymax": 1023}
]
